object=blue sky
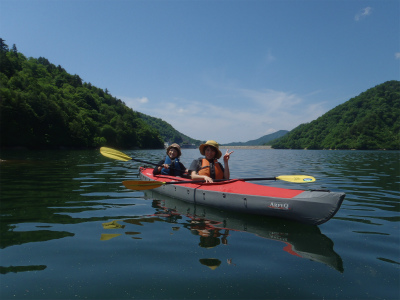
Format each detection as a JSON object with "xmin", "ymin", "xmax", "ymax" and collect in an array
[{"xmin": 1, "ymin": 0, "xmax": 399, "ymax": 144}]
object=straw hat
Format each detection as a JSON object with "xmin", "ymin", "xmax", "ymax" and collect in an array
[
  {"xmin": 166, "ymin": 143, "xmax": 181, "ymax": 157},
  {"xmin": 199, "ymin": 140, "xmax": 222, "ymax": 159}
]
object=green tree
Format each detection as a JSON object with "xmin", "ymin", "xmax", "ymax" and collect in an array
[
  {"xmin": 271, "ymin": 81, "xmax": 400, "ymax": 150},
  {"xmin": 0, "ymin": 39, "xmax": 191, "ymax": 150}
]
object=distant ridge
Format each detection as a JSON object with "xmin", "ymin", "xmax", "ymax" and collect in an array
[
  {"xmin": 137, "ymin": 112, "xmax": 203, "ymax": 146},
  {"xmin": 223, "ymin": 130, "xmax": 289, "ymax": 146}
]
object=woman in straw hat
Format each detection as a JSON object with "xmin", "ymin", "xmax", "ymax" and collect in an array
[
  {"xmin": 153, "ymin": 143, "xmax": 188, "ymax": 177},
  {"xmin": 188, "ymin": 140, "xmax": 234, "ymax": 183}
]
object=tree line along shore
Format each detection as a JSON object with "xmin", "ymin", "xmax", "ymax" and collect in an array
[{"xmin": 1, "ymin": 39, "xmax": 398, "ymax": 151}]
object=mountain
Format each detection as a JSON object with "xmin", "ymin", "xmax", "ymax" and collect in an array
[
  {"xmin": 223, "ymin": 130, "xmax": 289, "ymax": 146},
  {"xmin": 0, "ymin": 39, "xmax": 197, "ymax": 149},
  {"xmin": 271, "ymin": 81, "xmax": 400, "ymax": 150},
  {"xmin": 138, "ymin": 112, "xmax": 203, "ymax": 146},
  {"xmin": 2, "ymin": 40, "xmax": 397, "ymax": 151}
]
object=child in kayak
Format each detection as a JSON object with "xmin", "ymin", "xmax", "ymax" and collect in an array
[
  {"xmin": 153, "ymin": 143, "xmax": 188, "ymax": 177},
  {"xmin": 189, "ymin": 140, "xmax": 233, "ymax": 183}
]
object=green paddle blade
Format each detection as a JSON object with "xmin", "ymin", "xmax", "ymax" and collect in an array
[
  {"xmin": 123, "ymin": 180, "xmax": 165, "ymax": 190},
  {"xmin": 276, "ymin": 175, "xmax": 316, "ymax": 183},
  {"xmin": 100, "ymin": 147, "xmax": 132, "ymax": 162}
]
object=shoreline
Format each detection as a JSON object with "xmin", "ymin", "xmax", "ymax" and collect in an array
[{"xmin": 220, "ymin": 145, "xmax": 272, "ymax": 149}]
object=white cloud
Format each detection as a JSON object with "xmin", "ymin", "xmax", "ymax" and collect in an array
[
  {"xmin": 355, "ymin": 7, "xmax": 372, "ymax": 21},
  {"xmin": 395, "ymin": 52, "xmax": 400, "ymax": 60},
  {"xmin": 236, "ymin": 88, "xmax": 302, "ymax": 112},
  {"xmin": 124, "ymin": 88, "xmax": 327, "ymax": 144},
  {"xmin": 264, "ymin": 49, "xmax": 276, "ymax": 64},
  {"xmin": 119, "ymin": 96, "xmax": 149, "ymax": 110}
]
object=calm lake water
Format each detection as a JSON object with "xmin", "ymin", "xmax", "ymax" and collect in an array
[{"xmin": 0, "ymin": 149, "xmax": 399, "ymax": 300}]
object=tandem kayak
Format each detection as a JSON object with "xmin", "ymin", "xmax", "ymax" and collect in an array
[{"xmin": 131, "ymin": 167, "xmax": 345, "ymax": 225}]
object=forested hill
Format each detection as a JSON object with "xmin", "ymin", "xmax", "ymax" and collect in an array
[
  {"xmin": 224, "ymin": 130, "xmax": 289, "ymax": 146},
  {"xmin": 271, "ymin": 80, "xmax": 400, "ymax": 150},
  {"xmin": 138, "ymin": 112, "xmax": 203, "ymax": 146},
  {"xmin": 0, "ymin": 39, "xmax": 195, "ymax": 149}
]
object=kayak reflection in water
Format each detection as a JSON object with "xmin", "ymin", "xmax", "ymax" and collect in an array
[
  {"xmin": 189, "ymin": 140, "xmax": 234, "ymax": 183},
  {"xmin": 146, "ymin": 195, "xmax": 344, "ymax": 273},
  {"xmin": 153, "ymin": 143, "xmax": 188, "ymax": 177},
  {"xmin": 107, "ymin": 194, "xmax": 343, "ymax": 273},
  {"xmin": 189, "ymin": 218, "xmax": 230, "ymax": 248}
]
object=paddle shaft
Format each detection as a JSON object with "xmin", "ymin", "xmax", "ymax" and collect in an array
[
  {"xmin": 122, "ymin": 174, "xmax": 316, "ymax": 190},
  {"xmin": 139, "ymin": 175, "xmax": 316, "ymax": 186},
  {"xmin": 158, "ymin": 177, "xmax": 277, "ymax": 185},
  {"xmin": 100, "ymin": 147, "xmax": 230, "ymax": 178},
  {"xmin": 132, "ymin": 158, "xmax": 189, "ymax": 176},
  {"xmin": 130, "ymin": 157, "xmax": 162, "ymax": 167},
  {"xmin": 122, "ymin": 176, "xmax": 287, "ymax": 191},
  {"xmin": 100, "ymin": 147, "xmax": 185, "ymax": 172}
]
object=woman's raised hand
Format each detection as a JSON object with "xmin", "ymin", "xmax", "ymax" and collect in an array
[{"xmin": 223, "ymin": 149, "xmax": 234, "ymax": 162}]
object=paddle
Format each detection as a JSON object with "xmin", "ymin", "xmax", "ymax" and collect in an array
[
  {"xmin": 100, "ymin": 146, "xmax": 187, "ymax": 175},
  {"xmin": 122, "ymin": 175, "xmax": 316, "ymax": 191},
  {"xmin": 99, "ymin": 147, "xmax": 316, "ymax": 190},
  {"xmin": 100, "ymin": 147, "xmax": 161, "ymax": 166}
]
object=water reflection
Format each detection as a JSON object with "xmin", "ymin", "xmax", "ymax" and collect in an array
[
  {"xmin": 199, "ymin": 258, "xmax": 222, "ymax": 270},
  {"xmin": 101, "ymin": 190, "xmax": 343, "ymax": 273},
  {"xmin": 148, "ymin": 191, "xmax": 344, "ymax": 272},
  {"xmin": 0, "ymin": 265, "xmax": 47, "ymax": 274},
  {"xmin": 1, "ymin": 227, "xmax": 74, "ymax": 249}
]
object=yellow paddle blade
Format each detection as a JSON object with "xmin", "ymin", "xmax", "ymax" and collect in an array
[
  {"xmin": 123, "ymin": 180, "xmax": 165, "ymax": 191},
  {"xmin": 100, "ymin": 233, "xmax": 122, "ymax": 241},
  {"xmin": 276, "ymin": 175, "xmax": 316, "ymax": 183},
  {"xmin": 100, "ymin": 147, "xmax": 132, "ymax": 162},
  {"xmin": 102, "ymin": 220, "xmax": 125, "ymax": 229}
]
